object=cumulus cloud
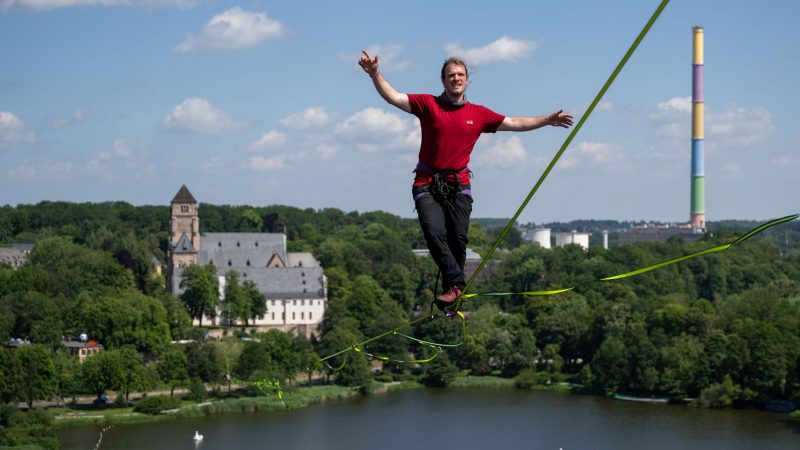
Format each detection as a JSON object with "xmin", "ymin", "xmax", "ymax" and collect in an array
[
  {"xmin": 474, "ymin": 135, "xmax": 526, "ymax": 168},
  {"xmin": 8, "ymin": 161, "xmax": 75, "ymax": 179},
  {"xmin": 558, "ymin": 141, "xmax": 629, "ymax": 172},
  {"xmin": 657, "ymin": 96, "xmax": 692, "ymax": 115},
  {"xmin": 315, "ymin": 143, "xmax": 338, "ymax": 160},
  {"xmin": 175, "ymin": 7, "xmax": 285, "ymax": 52},
  {"xmin": 51, "ymin": 109, "xmax": 86, "ymax": 129},
  {"xmin": 339, "ymin": 43, "xmax": 411, "ymax": 71},
  {"xmin": 771, "ymin": 155, "xmax": 800, "ymax": 166},
  {"xmin": 249, "ymin": 130, "xmax": 286, "ymax": 150},
  {"xmin": 335, "ymin": 107, "xmax": 415, "ymax": 152},
  {"xmin": 279, "ymin": 107, "xmax": 331, "ymax": 129},
  {"xmin": 444, "ymin": 36, "xmax": 538, "ymax": 65},
  {"xmin": 721, "ymin": 163, "xmax": 745, "ymax": 179},
  {"xmin": 160, "ymin": 97, "xmax": 247, "ymax": 133},
  {"xmin": 250, "ymin": 155, "xmax": 285, "ymax": 171},
  {"xmin": 86, "ymin": 138, "xmax": 133, "ymax": 171},
  {"xmin": 0, "ymin": 111, "xmax": 34, "ymax": 148},
  {"xmin": 707, "ymin": 104, "xmax": 774, "ymax": 147},
  {"xmin": 1, "ymin": 0, "xmax": 197, "ymax": 12}
]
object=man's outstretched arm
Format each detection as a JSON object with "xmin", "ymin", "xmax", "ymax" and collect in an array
[
  {"xmin": 498, "ymin": 110, "xmax": 574, "ymax": 132},
  {"xmin": 359, "ymin": 50, "xmax": 411, "ymax": 113}
]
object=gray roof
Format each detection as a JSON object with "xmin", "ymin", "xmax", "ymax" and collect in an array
[
  {"xmin": 172, "ymin": 233, "xmax": 196, "ymax": 254},
  {"xmin": 287, "ymin": 252, "xmax": 320, "ymax": 268},
  {"xmin": 172, "ymin": 266, "xmax": 325, "ymax": 300},
  {"xmin": 171, "ymin": 185, "xmax": 197, "ymax": 204},
  {"xmin": 11, "ymin": 243, "xmax": 34, "ymax": 252},
  {"xmin": 199, "ymin": 233, "xmax": 286, "ymax": 268}
]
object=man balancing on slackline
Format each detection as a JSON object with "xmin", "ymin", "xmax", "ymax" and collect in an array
[{"xmin": 358, "ymin": 50, "xmax": 573, "ymax": 305}]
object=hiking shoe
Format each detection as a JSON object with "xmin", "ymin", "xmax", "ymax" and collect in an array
[{"xmin": 437, "ymin": 286, "xmax": 462, "ymax": 303}]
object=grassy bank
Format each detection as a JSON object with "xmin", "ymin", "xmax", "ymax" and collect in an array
[{"xmin": 52, "ymin": 381, "xmax": 420, "ymax": 428}]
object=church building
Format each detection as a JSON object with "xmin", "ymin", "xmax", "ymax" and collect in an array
[{"xmin": 166, "ymin": 185, "xmax": 326, "ymax": 336}]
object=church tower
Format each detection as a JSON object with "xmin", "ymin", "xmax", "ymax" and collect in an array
[{"xmin": 167, "ymin": 185, "xmax": 200, "ymax": 293}]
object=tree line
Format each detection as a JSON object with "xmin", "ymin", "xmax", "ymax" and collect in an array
[{"xmin": 0, "ymin": 201, "xmax": 798, "ymax": 417}]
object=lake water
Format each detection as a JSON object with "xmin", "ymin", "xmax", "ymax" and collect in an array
[{"xmin": 58, "ymin": 388, "xmax": 799, "ymax": 450}]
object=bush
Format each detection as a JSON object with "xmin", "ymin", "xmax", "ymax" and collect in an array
[
  {"xmin": 374, "ymin": 374, "xmax": 394, "ymax": 383},
  {"xmin": 698, "ymin": 376, "xmax": 741, "ymax": 409},
  {"xmin": 514, "ymin": 369, "xmax": 551, "ymax": 389},
  {"xmin": 133, "ymin": 396, "xmax": 181, "ymax": 415},
  {"xmin": 113, "ymin": 394, "xmax": 128, "ymax": 408},
  {"xmin": 188, "ymin": 378, "xmax": 206, "ymax": 402}
]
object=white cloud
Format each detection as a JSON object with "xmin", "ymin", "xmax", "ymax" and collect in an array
[
  {"xmin": 249, "ymin": 130, "xmax": 286, "ymax": 150},
  {"xmin": 86, "ymin": 138, "xmax": 133, "ymax": 171},
  {"xmin": 558, "ymin": 141, "xmax": 628, "ymax": 171},
  {"xmin": 771, "ymin": 155, "xmax": 800, "ymax": 166},
  {"xmin": 51, "ymin": 109, "xmax": 86, "ymax": 129},
  {"xmin": 721, "ymin": 163, "xmax": 744, "ymax": 179},
  {"xmin": 707, "ymin": 105, "xmax": 774, "ymax": 147},
  {"xmin": 175, "ymin": 7, "xmax": 285, "ymax": 52},
  {"xmin": 0, "ymin": 111, "xmax": 34, "ymax": 147},
  {"xmin": 339, "ymin": 44, "xmax": 411, "ymax": 71},
  {"xmin": 444, "ymin": 36, "xmax": 538, "ymax": 65},
  {"xmin": 315, "ymin": 143, "xmax": 338, "ymax": 160},
  {"xmin": 335, "ymin": 107, "xmax": 415, "ymax": 152},
  {"xmin": 474, "ymin": 135, "xmax": 526, "ymax": 168},
  {"xmin": 250, "ymin": 155, "xmax": 285, "ymax": 171},
  {"xmin": 279, "ymin": 107, "xmax": 331, "ymax": 129},
  {"xmin": 657, "ymin": 96, "xmax": 692, "ymax": 115},
  {"xmin": 577, "ymin": 141, "xmax": 626, "ymax": 166},
  {"xmin": 160, "ymin": 97, "xmax": 247, "ymax": 133},
  {"xmin": 8, "ymin": 161, "xmax": 75, "ymax": 179},
  {"xmin": 1, "ymin": 0, "xmax": 197, "ymax": 12}
]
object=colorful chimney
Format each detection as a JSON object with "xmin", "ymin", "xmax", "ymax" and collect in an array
[{"xmin": 690, "ymin": 26, "xmax": 705, "ymax": 229}]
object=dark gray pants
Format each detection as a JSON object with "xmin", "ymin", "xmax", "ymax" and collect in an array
[{"xmin": 413, "ymin": 186, "xmax": 472, "ymax": 290}]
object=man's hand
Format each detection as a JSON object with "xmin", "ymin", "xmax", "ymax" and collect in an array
[
  {"xmin": 358, "ymin": 50, "xmax": 379, "ymax": 76},
  {"xmin": 546, "ymin": 110, "xmax": 574, "ymax": 128}
]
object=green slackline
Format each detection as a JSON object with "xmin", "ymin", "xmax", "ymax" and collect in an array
[
  {"xmin": 454, "ymin": 0, "xmax": 671, "ymax": 312},
  {"xmin": 461, "ymin": 214, "xmax": 800, "ymax": 299},
  {"xmin": 317, "ymin": 0, "xmax": 670, "ymax": 369}
]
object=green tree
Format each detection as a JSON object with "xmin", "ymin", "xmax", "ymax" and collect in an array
[
  {"xmin": 14, "ymin": 344, "xmax": 57, "ymax": 409},
  {"xmin": 81, "ymin": 290, "xmax": 170, "ymax": 353},
  {"xmin": 115, "ymin": 347, "xmax": 150, "ymax": 403},
  {"xmin": 422, "ymin": 352, "xmax": 458, "ymax": 387},
  {"xmin": 81, "ymin": 349, "xmax": 125, "ymax": 400},
  {"xmin": 157, "ymin": 345, "xmax": 189, "ymax": 397},
  {"xmin": 243, "ymin": 280, "xmax": 267, "ymax": 325},
  {"xmin": 221, "ymin": 271, "xmax": 247, "ymax": 326},
  {"xmin": 179, "ymin": 264, "xmax": 219, "ymax": 327}
]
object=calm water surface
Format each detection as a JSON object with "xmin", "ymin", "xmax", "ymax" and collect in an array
[{"xmin": 59, "ymin": 389, "xmax": 799, "ymax": 450}]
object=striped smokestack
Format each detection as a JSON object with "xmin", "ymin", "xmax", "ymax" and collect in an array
[{"xmin": 690, "ymin": 26, "xmax": 706, "ymax": 229}]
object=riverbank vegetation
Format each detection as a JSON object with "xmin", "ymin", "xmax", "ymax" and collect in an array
[{"xmin": 1, "ymin": 202, "xmax": 799, "ymax": 448}]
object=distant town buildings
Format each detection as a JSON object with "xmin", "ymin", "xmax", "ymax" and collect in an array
[
  {"xmin": 0, "ymin": 243, "xmax": 33, "ymax": 269},
  {"xmin": 166, "ymin": 185, "xmax": 327, "ymax": 337}
]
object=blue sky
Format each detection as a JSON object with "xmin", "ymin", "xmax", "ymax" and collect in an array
[{"xmin": 1, "ymin": 0, "xmax": 797, "ymax": 224}]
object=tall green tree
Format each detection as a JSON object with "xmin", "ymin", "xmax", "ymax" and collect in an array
[
  {"xmin": 243, "ymin": 280, "xmax": 267, "ymax": 325},
  {"xmin": 14, "ymin": 344, "xmax": 57, "ymax": 409},
  {"xmin": 179, "ymin": 264, "xmax": 219, "ymax": 327},
  {"xmin": 157, "ymin": 345, "xmax": 189, "ymax": 397},
  {"xmin": 221, "ymin": 271, "xmax": 247, "ymax": 326}
]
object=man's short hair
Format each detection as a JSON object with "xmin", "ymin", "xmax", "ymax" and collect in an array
[{"xmin": 441, "ymin": 57, "xmax": 469, "ymax": 81}]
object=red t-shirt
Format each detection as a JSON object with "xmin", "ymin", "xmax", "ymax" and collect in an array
[{"xmin": 408, "ymin": 94, "xmax": 505, "ymax": 186}]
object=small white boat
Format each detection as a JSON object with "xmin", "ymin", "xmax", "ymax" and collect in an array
[{"xmin": 193, "ymin": 431, "xmax": 203, "ymax": 441}]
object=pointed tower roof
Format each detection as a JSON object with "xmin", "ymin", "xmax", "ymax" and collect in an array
[
  {"xmin": 172, "ymin": 233, "xmax": 196, "ymax": 254},
  {"xmin": 171, "ymin": 185, "xmax": 197, "ymax": 204}
]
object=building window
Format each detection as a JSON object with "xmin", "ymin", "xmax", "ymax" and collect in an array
[
  {"xmin": 236, "ymin": 241, "xmax": 240, "ymax": 247},
  {"xmin": 218, "ymin": 242, "xmax": 222, "ymax": 247},
  {"xmin": 309, "ymin": 312, "xmax": 313, "ymax": 321},
  {"xmin": 292, "ymin": 312, "xmax": 296, "ymax": 320},
  {"xmin": 246, "ymin": 260, "xmax": 251, "ymax": 266},
  {"xmin": 181, "ymin": 205, "xmax": 188, "ymax": 213},
  {"xmin": 228, "ymin": 260, "xmax": 232, "ymax": 266},
  {"xmin": 271, "ymin": 313, "xmax": 275, "ymax": 320},
  {"xmin": 282, "ymin": 312, "xmax": 285, "ymax": 321},
  {"xmin": 255, "ymin": 241, "xmax": 258, "ymax": 247},
  {"xmin": 301, "ymin": 312, "xmax": 305, "ymax": 320}
]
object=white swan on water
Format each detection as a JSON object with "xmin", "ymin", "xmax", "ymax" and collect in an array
[{"xmin": 193, "ymin": 431, "xmax": 203, "ymax": 441}]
